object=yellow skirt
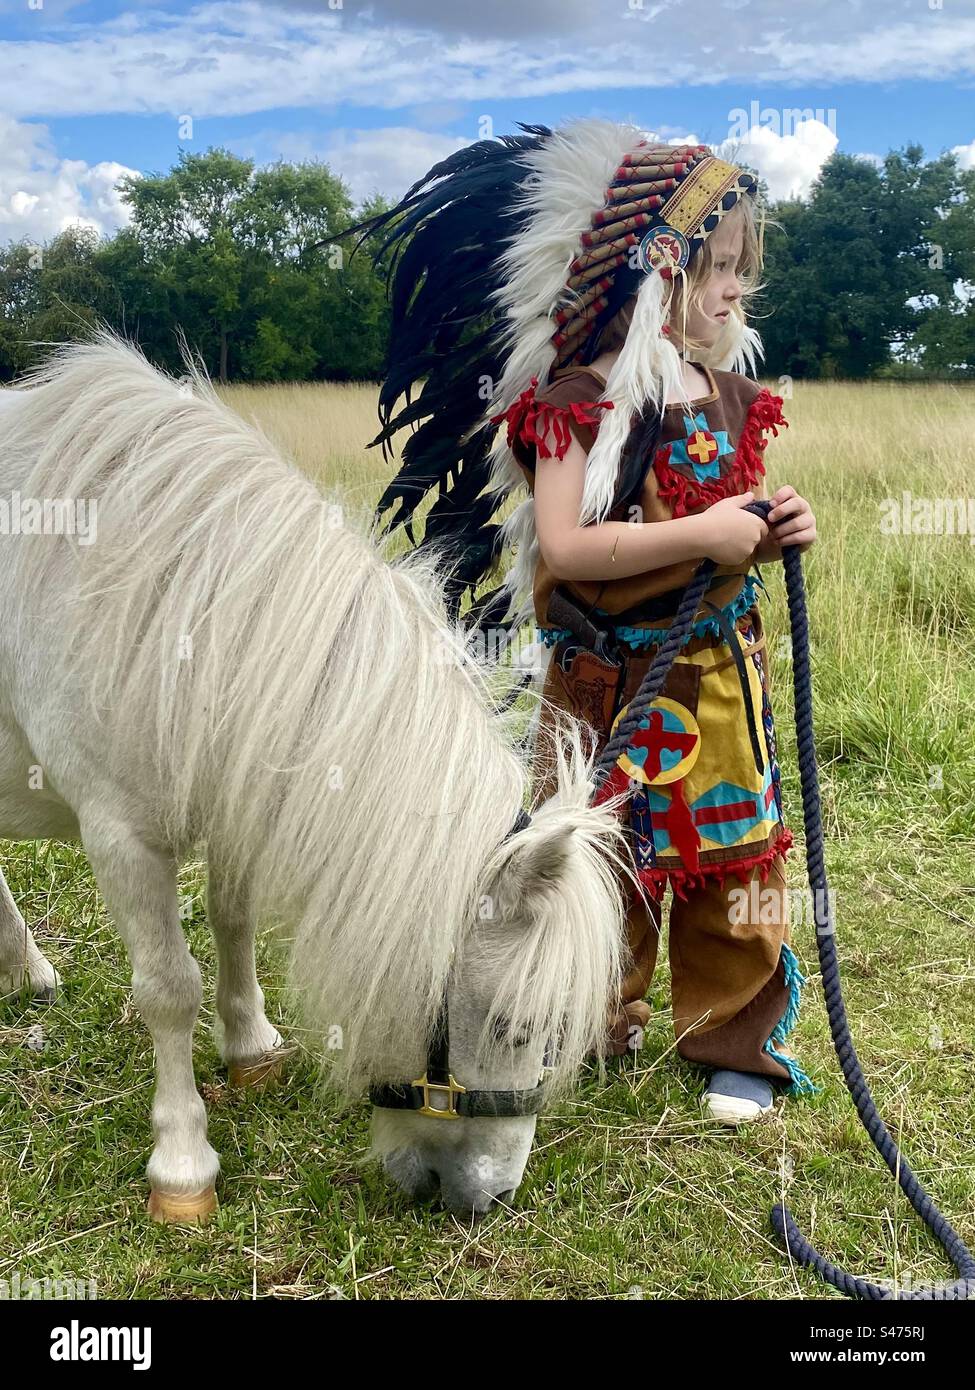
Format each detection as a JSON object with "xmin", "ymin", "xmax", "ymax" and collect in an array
[{"xmin": 537, "ymin": 608, "xmax": 792, "ymax": 899}]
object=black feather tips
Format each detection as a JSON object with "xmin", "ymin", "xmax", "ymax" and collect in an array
[{"xmin": 334, "ymin": 125, "xmax": 554, "ymax": 619}]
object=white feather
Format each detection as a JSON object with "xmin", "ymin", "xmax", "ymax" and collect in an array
[{"xmin": 475, "ymin": 121, "xmax": 762, "ymax": 619}]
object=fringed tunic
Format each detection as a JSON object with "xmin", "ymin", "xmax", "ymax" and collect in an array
[{"xmin": 495, "ymin": 363, "xmax": 794, "ymax": 902}]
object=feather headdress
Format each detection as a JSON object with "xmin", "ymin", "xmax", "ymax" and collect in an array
[{"xmin": 335, "ymin": 119, "xmax": 761, "ymax": 631}]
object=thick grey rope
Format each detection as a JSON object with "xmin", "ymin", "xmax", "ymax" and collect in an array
[{"xmin": 592, "ymin": 500, "xmax": 974, "ymax": 1300}]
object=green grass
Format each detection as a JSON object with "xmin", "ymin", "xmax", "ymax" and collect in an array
[{"xmin": 2, "ymin": 379, "xmax": 973, "ymax": 1299}]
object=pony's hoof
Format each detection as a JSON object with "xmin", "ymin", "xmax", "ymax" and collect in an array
[
  {"xmin": 35, "ymin": 968, "xmax": 62, "ymax": 1004},
  {"xmin": 1, "ymin": 965, "xmax": 61, "ymax": 1003},
  {"xmin": 148, "ymin": 1187, "xmax": 217, "ymax": 1225},
  {"xmin": 228, "ymin": 1045, "xmax": 292, "ymax": 1090}
]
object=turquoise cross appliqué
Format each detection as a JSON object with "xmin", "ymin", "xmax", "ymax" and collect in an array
[{"xmin": 669, "ymin": 411, "xmax": 733, "ymax": 483}]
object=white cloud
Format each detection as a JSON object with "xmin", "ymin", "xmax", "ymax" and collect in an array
[
  {"xmin": 0, "ymin": 0, "xmax": 86, "ymax": 13},
  {"xmin": 0, "ymin": 1, "xmax": 967, "ymax": 242},
  {"xmin": 0, "ymin": 1, "xmax": 972, "ymax": 120},
  {"xmin": 952, "ymin": 139, "xmax": 975, "ymax": 171},
  {"xmin": 718, "ymin": 118, "xmax": 839, "ymax": 201},
  {"xmin": 0, "ymin": 113, "xmax": 463, "ymax": 246},
  {"xmin": 0, "ymin": 117, "xmax": 139, "ymax": 244},
  {"xmin": 743, "ymin": 18, "xmax": 975, "ymax": 84},
  {"xmin": 294, "ymin": 0, "xmax": 598, "ymax": 39},
  {"xmin": 229, "ymin": 124, "xmax": 470, "ymax": 204},
  {"xmin": 316, "ymin": 127, "xmax": 470, "ymax": 204}
]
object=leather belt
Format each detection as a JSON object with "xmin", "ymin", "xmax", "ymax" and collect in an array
[
  {"xmin": 547, "ymin": 586, "xmax": 621, "ymax": 664},
  {"xmin": 548, "ymin": 580, "xmax": 766, "ymax": 778}
]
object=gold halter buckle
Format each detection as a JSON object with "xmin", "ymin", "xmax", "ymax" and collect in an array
[{"xmin": 412, "ymin": 1072, "xmax": 467, "ymax": 1119}]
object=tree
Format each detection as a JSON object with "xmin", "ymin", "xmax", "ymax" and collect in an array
[
  {"xmin": 907, "ymin": 163, "xmax": 975, "ymax": 376},
  {"xmin": 760, "ymin": 147, "xmax": 969, "ymax": 378},
  {"xmin": 116, "ymin": 150, "xmax": 254, "ymax": 381},
  {"xmin": 5, "ymin": 140, "xmax": 967, "ymax": 384},
  {"xmin": 106, "ymin": 148, "xmax": 392, "ymax": 382},
  {"xmin": 0, "ymin": 228, "xmax": 112, "ymax": 380}
]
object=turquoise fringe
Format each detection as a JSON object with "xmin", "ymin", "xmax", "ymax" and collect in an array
[
  {"xmin": 764, "ymin": 942, "xmax": 821, "ymax": 1097},
  {"xmin": 538, "ymin": 572, "xmax": 764, "ymax": 651}
]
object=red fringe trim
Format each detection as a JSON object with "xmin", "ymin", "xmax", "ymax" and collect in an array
[
  {"xmin": 490, "ymin": 376, "xmax": 613, "ymax": 461},
  {"xmin": 653, "ymin": 388, "xmax": 788, "ymax": 518},
  {"xmin": 634, "ymin": 829, "xmax": 794, "ymax": 903}
]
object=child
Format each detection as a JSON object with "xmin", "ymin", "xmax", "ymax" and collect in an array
[
  {"xmin": 507, "ymin": 192, "xmax": 819, "ymax": 1123},
  {"xmin": 343, "ymin": 120, "xmax": 818, "ymax": 1123}
]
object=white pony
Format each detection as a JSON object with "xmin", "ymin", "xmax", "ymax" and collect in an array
[{"xmin": 0, "ymin": 336, "xmax": 627, "ymax": 1220}]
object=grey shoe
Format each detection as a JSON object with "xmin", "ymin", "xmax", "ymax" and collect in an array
[{"xmin": 703, "ymin": 1069, "xmax": 775, "ymax": 1125}]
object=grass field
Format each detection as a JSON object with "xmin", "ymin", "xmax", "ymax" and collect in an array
[{"xmin": 2, "ymin": 377, "xmax": 973, "ymax": 1300}]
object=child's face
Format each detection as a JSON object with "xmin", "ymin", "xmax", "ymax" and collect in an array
[{"xmin": 674, "ymin": 213, "xmax": 744, "ymax": 350}]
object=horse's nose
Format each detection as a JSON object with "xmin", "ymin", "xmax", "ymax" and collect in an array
[
  {"xmin": 381, "ymin": 1149, "xmax": 440, "ymax": 1202},
  {"xmin": 439, "ymin": 1178, "xmax": 514, "ymax": 1218}
]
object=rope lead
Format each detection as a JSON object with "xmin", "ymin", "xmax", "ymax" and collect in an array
[{"xmin": 593, "ymin": 499, "xmax": 975, "ymax": 1301}]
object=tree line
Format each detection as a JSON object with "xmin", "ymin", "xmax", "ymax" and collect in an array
[{"xmin": 0, "ymin": 143, "xmax": 972, "ymax": 384}]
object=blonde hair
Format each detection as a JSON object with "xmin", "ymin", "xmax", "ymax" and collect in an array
[
  {"xmin": 670, "ymin": 197, "xmax": 764, "ymax": 358},
  {"xmin": 601, "ymin": 197, "xmax": 764, "ymax": 362},
  {"xmin": 598, "ymin": 296, "xmax": 637, "ymax": 353}
]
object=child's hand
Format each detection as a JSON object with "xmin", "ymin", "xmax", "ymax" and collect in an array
[
  {"xmin": 757, "ymin": 486, "xmax": 817, "ymax": 560},
  {"xmin": 698, "ymin": 492, "xmax": 769, "ymax": 566}
]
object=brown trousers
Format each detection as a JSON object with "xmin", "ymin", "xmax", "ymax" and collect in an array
[
  {"xmin": 617, "ymin": 855, "xmax": 795, "ymax": 1082},
  {"xmin": 532, "ymin": 624, "xmax": 800, "ymax": 1085}
]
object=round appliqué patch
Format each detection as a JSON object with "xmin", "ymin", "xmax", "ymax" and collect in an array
[
  {"xmin": 637, "ymin": 224, "xmax": 690, "ymax": 280},
  {"xmin": 609, "ymin": 696, "xmax": 701, "ymax": 786}
]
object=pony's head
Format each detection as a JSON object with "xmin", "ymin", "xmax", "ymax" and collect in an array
[{"xmin": 371, "ymin": 719, "xmax": 629, "ymax": 1216}]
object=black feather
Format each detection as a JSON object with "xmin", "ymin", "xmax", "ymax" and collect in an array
[{"xmin": 337, "ymin": 126, "xmax": 553, "ymax": 621}]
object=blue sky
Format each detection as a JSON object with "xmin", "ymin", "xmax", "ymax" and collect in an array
[{"xmin": 1, "ymin": 0, "xmax": 973, "ymax": 244}]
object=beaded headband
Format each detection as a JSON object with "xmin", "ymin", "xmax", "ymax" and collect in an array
[{"xmin": 551, "ymin": 143, "xmax": 758, "ymax": 367}]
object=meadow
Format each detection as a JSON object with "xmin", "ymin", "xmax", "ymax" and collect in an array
[{"xmin": 1, "ymin": 377, "xmax": 973, "ymax": 1299}]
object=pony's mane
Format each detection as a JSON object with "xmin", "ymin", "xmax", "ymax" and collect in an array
[{"xmin": 5, "ymin": 333, "xmax": 592, "ymax": 1088}]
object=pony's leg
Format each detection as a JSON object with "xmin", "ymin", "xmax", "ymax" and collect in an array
[
  {"xmin": 81, "ymin": 816, "xmax": 219, "ymax": 1223},
  {"xmin": 0, "ymin": 865, "xmax": 61, "ymax": 1000},
  {"xmin": 208, "ymin": 862, "xmax": 288, "ymax": 1088}
]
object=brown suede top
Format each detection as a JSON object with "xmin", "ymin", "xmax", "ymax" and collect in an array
[{"xmin": 510, "ymin": 363, "xmax": 775, "ymax": 627}]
